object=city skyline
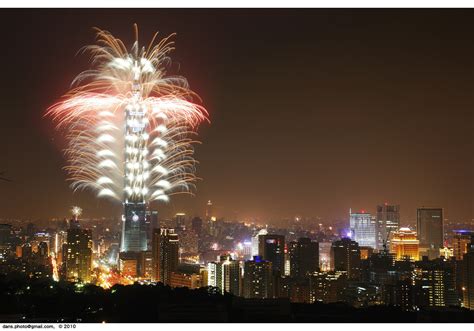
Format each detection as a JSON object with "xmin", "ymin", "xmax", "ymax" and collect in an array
[{"xmin": 0, "ymin": 9, "xmax": 472, "ymax": 223}]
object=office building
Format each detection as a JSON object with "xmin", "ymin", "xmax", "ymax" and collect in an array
[
  {"xmin": 258, "ymin": 234, "xmax": 285, "ymax": 275},
  {"xmin": 415, "ymin": 258, "xmax": 459, "ymax": 308},
  {"xmin": 331, "ymin": 238, "xmax": 361, "ymax": 279},
  {"xmin": 417, "ymin": 208, "xmax": 443, "ymax": 259},
  {"xmin": 350, "ymin": 211, "xmax": 377, "ymax": 249},
  {"xmin": 289, "ymin": 237, "xmax": 319, "ymax": 278},
  {"xmin": 152, "ymin": 228, "xmax": 179, "ymax": 285},
  {"xmin": 251, "ymin": 229, "xmax": 267, "ymax": 257},
  {"xmin": 243, "ymin": 256, "xmax": 273, "ymax": 299},
  {"xmin": 376, "ymin": 204, "xmax": 400, "ymax": 250}
]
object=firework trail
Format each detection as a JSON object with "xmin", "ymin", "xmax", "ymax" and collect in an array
[{"xmin": 47, "ymin": 25, "xmax": 209, "ymax": 205}]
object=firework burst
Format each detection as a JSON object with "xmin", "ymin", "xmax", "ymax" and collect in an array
[{"xmin": 47, "ymin": 25, "xmax": 209, "ymax": 205}]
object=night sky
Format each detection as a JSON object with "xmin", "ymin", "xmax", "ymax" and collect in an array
[{"xmin": 0, "ymin": 9, "xmax": 472, "ymax": 224}]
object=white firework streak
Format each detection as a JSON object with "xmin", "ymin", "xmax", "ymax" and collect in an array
[{"xmin": 46, "ymin": 25, "xmax": 209, "ymax": 204}]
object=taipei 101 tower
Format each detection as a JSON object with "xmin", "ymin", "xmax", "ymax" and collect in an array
[{"xmin": 47, "ymin": 25, "xmax": 208, "ymax": 254}]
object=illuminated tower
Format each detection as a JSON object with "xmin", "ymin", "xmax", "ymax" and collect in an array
[
  {"xmin": 121, "ymin": 80, "xmax": 149, "ymax": 253},
  {"xmin": 47, "ymin": 27, "xmax": 208, "ymax": 254}
]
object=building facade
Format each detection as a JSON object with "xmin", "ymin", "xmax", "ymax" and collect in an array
[
  {"xmin": 152, "ymin": 228, "xmax": 179, "ymax": 285},
  {"xmin": 417, "ymin": 208, "xmax": 443, "ymax": 260},
  {"xmin": 350, "ymin": 211, "xmax": 377, "ymax": 249},
  {"xmin": 258, "ymin": 234, "xmax": 285, "ymax": 275},
  {"xmin": 331, "ymin": 238, "xmax": 361, "ymax": 279},
  {"xmin": 65, "ymin": 227, "xmax": 92, "ymax": 283},
  {"xmin": 376, "ymin": 204, "xmax": 400, "ymax": 251},
  {"xmin": 289, "ymin": 237, "xmax": 319, "ymax": 278}
]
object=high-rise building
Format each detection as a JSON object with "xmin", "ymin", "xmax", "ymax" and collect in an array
[
  {"xmin": 350, "ymin": 211, "xmax": 377, "ymax": 249},
  {"xmin": 462, "ymin": 234, "xmax": 474, "ymax": 310},
  {"xmin": 289, "ymin": 238, "xmax": 319, "ymax": 278},
  {"xmin": 64, "ymin": 227, "xmax": 92, "ymax": 283},
  {"xmin": 152, "ymin": 228, "xmax": 179, "ymax": 285},
  {"xmin": 389, "ymin": 227, "xmax": 420, "ymax": 261},
  {"xmin": 251, "ymin": 229, "xmax": 267, "ymax": 257},
  {"xmin": 331, "ymin": 238, "xmax": 361, "ymax": 279},
  {"xmin": 415, "ymin": 258, "xmax": 459, "ymax": 308},
  {"xmin": 121, "ymin": 202, "xmax": 147, "ymax": 252},
  {"xmin": 243, "ymin": 256, "xmax": 273, "ymax": 299},
  {"xmin": 452, "ymin": 230, "xmax": 473, "ymax": 261},
  {"xmin": 417, "ymin": 208, "xmax": 443, "ymax": 260},
  {"xmin": 376, "ymin": 204, "xmax": 400, "ymax": 251},
  {"xmin": 258, "ymin": 234, "xmax": 285, "ymax": 275},
  {"xmin": 207, "ymin": 255, "xmax": 242, "ymax": 296}
]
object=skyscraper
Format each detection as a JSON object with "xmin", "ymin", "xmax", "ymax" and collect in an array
[
  {"xmin": 64, "ymin": 227, "xmax": 92, "ymax": 283},
  {"xmin": 258, "ymin": 234, "xmax": 285, "ymax": 275},
  {"xmin": 331, "ymin": 238, "xmax": 361, "ymax": 279},
  {"xmin": 289, "ymin": 238, "xmax": 319, "ymax": 278},
  {"xmin": 417, "ymin": 208, "xmax": 444, "ymax": 260},
  {"xmin": 243, "ymin": 256, "xmax": 273, "ymax": 299},
  {"xmin": 350, "ymin": 211, "xmax": 377, "ymax": 249},
  {"xmin": 251, "ymin": 228, "xmax": 268, "ymax": 257},
  {"xmin": 207, "ymin": 255, "xmax": 242, "ymax": 296},
  {"xmin": 376, "ymin": 204, "xmax": 400, "ymax": 251},
  {"xmin": 152, "ymin": 228, "xmax": 179, "ymax": 285}
]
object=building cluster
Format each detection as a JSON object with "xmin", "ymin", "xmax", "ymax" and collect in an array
[{"xmin": 0, "ymin": 201, "xmax": 473, "ymax": 312}]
